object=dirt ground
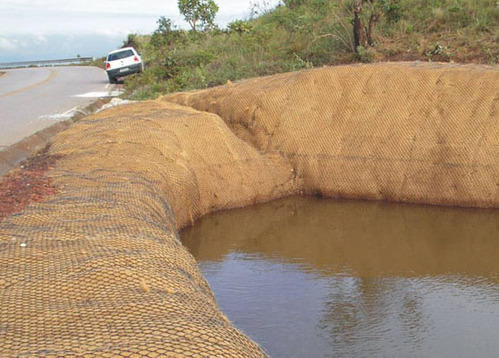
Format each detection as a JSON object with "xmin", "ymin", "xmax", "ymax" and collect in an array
[{"xmin": 0, "ymin": 146, "xmax": 60, "ymax": 222}]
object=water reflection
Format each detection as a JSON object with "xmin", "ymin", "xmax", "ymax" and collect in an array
[{"xmin": 181, "ymin": 197, "xmax": 499, "ymax": 357}]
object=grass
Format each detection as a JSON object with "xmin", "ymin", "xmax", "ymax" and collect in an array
[
  {"xmin": 123, "ymin": 0, "xmax": 498, "ymax": 99},
  {"xmin": 80, "ymin": 57, "xmax": 106, "ymax": 69}
]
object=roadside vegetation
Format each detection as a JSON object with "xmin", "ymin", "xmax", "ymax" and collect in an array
[
  {"xmin": 83, "ymin": 57, "xmax": 106, "ymax": 69},
  {"xmin": 123, "ymin": 0, "xmax": 498, "ymax": 99}
]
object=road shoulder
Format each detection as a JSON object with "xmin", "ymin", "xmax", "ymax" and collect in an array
[{"xmin": 0, "ymin": 98, "xmax": 110, "ymax": 176}]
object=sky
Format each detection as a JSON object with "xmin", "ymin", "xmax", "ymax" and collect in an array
[{"xmin": 0, "ymin": 0, "xmax": 280, "ymax": 63}]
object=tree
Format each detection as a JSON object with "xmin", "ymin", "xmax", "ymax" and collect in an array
[
  {"xmin": 178, "ymin": 0, "xmax": 219, "ymax": 31},
  {"xmin": 150, "ymin": 17, "xmax": 179, "ymax": 48},
  {"xmin": 353, "ymin": 0, "xmax": 383, "ymax": 52},
  {"xmin": 122, "ymin": 34, "xmax": 139, "ymax": 49}
]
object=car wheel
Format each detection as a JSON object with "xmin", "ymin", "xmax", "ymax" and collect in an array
[{"xmin": 108, "ymin": 77, "xmax": 117, "ymax": 84}]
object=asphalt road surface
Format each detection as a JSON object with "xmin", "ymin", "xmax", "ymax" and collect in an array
[{"xmin": 0, "ymin": 66, "xmax": 120, "ymax": 148}]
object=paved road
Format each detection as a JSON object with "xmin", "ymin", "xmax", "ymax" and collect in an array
[{"xmin": 0, "ymin": 66, "xmax": 120, "ymax": 148}]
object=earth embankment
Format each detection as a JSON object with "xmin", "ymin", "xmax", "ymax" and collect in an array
[
  {"xmin": 166, "ymin": 62, "xmax": 499, "ymax": 208},
  {"xmin": 0, "ymin": 62, "xmax": 497, "ymax": 356},
  {"xmin": 0, "ymin": 101, "xmax": 282, "ymax": 357}
]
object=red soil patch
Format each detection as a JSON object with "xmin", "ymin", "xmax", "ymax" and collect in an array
[{"xmin": 0, "ymin": 146, "xmax": 61, "ymax": 222}]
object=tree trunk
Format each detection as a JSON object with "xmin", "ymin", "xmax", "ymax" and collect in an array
[
  {"xmin": 366, "ymin": 12, "xmax": 381, "ymax": 46},
  {"xmin": 189, "ymin": 16, "xmax": 198, "ymax": 31},
  {"xmin": 353, "ymin": 0, "xmax": 367, "ymax": 51}
]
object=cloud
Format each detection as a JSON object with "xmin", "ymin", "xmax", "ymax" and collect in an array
[
  {"xmin": 0, "ymin": 0, "xmax": 175, "ymax": 15},
  {"xmin": 0, "ymin": 0, "xmax": 280, "ymax": 35},
  {"xmin": 0, "ymin": 33, "xmax": 127, "ymax": 62},
  {"xmin": 33, "ymin": 34, "xmax": 48, "ymax": 45},
  {"xmin": 0, "ymin": 36, "xmax": 20, "ymax": 51},
  {"xmin": 0, "ymin": 0, "xmax": 282, "ymax": 61}
]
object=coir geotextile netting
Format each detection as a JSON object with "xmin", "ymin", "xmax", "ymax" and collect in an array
[{"xmin": 0, "ymin": 62, "xmax": 498, "ymax": 357}]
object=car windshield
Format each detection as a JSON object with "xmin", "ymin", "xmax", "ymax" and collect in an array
[{"xmin": 107, "ymin": 50, "xmax": 134, "ymax": 61}]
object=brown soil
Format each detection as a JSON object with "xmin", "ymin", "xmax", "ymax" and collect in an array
[
  {"xmin": 166, "ymin": 62, "xmax": 499, "ymax": 209},
  {"xmin": 0, "ymin": 62, "xmax": 497, "ymax": 357},
  {"xmin": 375, "ymin": 32, "xmax": 498, "ymax": 64},
  {"xmin": 0, "ymin": 146, "xmax": 61, "ymax": 222}
]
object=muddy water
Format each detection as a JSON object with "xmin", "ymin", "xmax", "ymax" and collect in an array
[{"xmin": 180, "ymin": 197, "xmax": 499, "ymax": 358}]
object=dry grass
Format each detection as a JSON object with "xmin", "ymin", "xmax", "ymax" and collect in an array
[{"xmin": 124, "ymin": 0, "xmax": 498, "ymax": 99}]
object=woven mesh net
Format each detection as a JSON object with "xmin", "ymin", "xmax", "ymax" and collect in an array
[
  {"xmin": 0, "ymin": 62, "xmax": 497, "ymax": 356},
  {"xmin": 167, "ymin": 62, "xmax": 498, "ymax": 208}
]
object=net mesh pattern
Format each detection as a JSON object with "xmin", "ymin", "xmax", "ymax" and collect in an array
[
  {"xmin": 0, "ymin": 62, "xmax": 498, "ymax": 356},
  {"xmin": 167, "ymin": 62, "xmax": 498, "ymax": 208},
  {"xmin": 0, "ymin": 101, "xmax": 289, "ymax": 357}
]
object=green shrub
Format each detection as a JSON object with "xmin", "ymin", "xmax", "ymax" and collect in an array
[
  {"xmin": 425, "ymin": 42, "xmax": 452, "ymax": 60},
  {"xmin": 356, "ymin": 46, "xmax": 375, "ymax": 63},
  {"xmin": 228, "ymin": 20, "xmax": 253, "ymax": 34},
  {"xmin": 122, "ymin": 0, "xmax": 497, "ymax": 99}
]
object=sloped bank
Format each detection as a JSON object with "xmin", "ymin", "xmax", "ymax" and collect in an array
[
  {"xmin": 166, "ymin": 62, "xmax": 498, "ymax": 208},
  {"xmin": 0, "ymin": 63, "xmax": 497, "ymax": 356}
]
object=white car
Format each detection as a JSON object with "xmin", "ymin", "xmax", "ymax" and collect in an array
[{"xmin": 105, "ymin": 47, "xmax": 144, "ymax": 84}]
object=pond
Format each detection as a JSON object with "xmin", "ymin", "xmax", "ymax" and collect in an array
[{"xmin": 180, "ymin": 196, "xmax": 499, "ymax": 358}]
